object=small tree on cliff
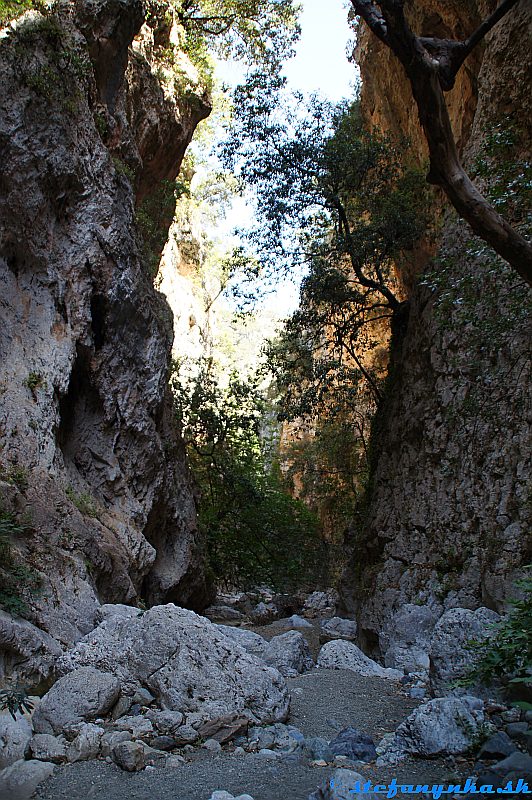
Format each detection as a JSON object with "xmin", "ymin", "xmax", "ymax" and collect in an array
[{"xmin": 349, "ymin": 0, "xmax": 532, "ymax": 286}]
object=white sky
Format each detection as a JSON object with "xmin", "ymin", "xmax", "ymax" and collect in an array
[{"xmin": 214, "ymin": 0, "xmax": 357, "ymax": 318}]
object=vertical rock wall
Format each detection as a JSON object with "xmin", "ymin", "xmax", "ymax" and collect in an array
[
  {"xmin": 0, "ymin": 0, "xmax": 213, "ymax": 686},
  {"xmin": 343, "ymin": 0, "xmax": 532, "ymax": 652}
]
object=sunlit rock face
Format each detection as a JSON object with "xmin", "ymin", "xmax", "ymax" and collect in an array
[
  {"xmin": 156, "ymin": 196, "xmax": 217, "ymax": 370},
  {"xmin": 343, "ymin": 0, "xmax": 531, "ymax": 653},
  {"xmin": 0, "ymin": 0, "xmax": 213, "ymax": 686}
]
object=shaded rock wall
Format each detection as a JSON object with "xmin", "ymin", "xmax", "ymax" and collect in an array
[
  {"xmin": 0, "ymin": 0, "xmax": 213, "ymax": 686},
  {"xmin": 343, "ymin": 0, "xmax": 532, "ymax": 652}
]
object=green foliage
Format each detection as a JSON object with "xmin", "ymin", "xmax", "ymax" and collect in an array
[
  {"xmin": 172, "ymin": 359, "xmax": 326, "ymax": 590},
  {"xmin": 222, "ymin": 89, "xmax": 429, "ymax": 552},
  {"xmin": 144, "ymin": 0, "xmax": 300, "ymax": 95},
  {"xmin": 0, "ymin": 0, "xmax": 43, "ymax": 26},
  {"xmin": 136, "ymin": 178, "xmax": 189, "ymax": 278},
  {"xmin": 169, "ymin": 0, "xmax": 300, "ymax": 69},
  {"xmin": 0, "ymin": 689, "xmax": 34, "ymax": 720},
  {"xmin": 112, "ymin": 156, "xmax": 135, "ymax": 184},
  {"xmin": 458, "ymin": 571, "xmax": 532, "ymax": 694},
  {"xmin": 24, "ymin": 371, "xmax": 45, "ymax": 398},
  {"xmin": 1, "ymin": 466, "xmax": 28, "ymax": 490},
  {"xmin": 6, "ymin": 11, "xmax": 91, "ymax": 109},
  {"xmin": 65, "ymin": 486, "xmax": 98, "ymax": 518},
  {"xmin": 226, "ymin": 90, "xmax": 428, "ymax": 403},
  {"xmin": 0, "ymin": 508, "xmax": 39, "ymax": 617}
]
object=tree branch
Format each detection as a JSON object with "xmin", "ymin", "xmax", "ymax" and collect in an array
[{"xmin": 351, "ymin": 0, "xmax": 532, "ymax": 286}]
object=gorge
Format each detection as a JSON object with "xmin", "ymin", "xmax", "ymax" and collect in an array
[{"xmin": 0, "ymin": 1, "xmax": 530, "ymax": 799}]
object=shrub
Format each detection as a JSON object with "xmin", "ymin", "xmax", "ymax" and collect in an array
[{"xmin": 459, "ymin": 569, "xmax": 532, "ymax": 703}]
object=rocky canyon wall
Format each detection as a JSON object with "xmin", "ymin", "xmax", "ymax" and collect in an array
[
  {"xmin": 0, "ymin": 0, "xmax": 214, "ymax": 687},
  {"xmin": 343, "ymin": 0, "xmax": 532, "ymax": 655}
]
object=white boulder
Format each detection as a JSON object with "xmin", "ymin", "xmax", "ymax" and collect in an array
[
  {"xmin": 429, "ymin": 607, "xmax": 500, "ymax": 695},
  {"xmin": 32, "ymin": 667, "xmax": 120, "ymax": 735},
  {"xmin": 317, "ymin": 640, "xmax": 402, "ymax": 680},
  {"xmin": 58, "ymin": 604, "xmax": 289, "ymax": 726}
]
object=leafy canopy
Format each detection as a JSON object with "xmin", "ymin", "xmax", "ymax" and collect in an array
[
  {"xmin": 222, "ymin": 79, "xmax": 428, "ymax": 420},
  {"xmin": 171, "ymin": 359, "xmax": 327, "ymax": 590},
  {"xmin": 148, "ymin": 0, "xmax": 301, "ymax": 70}
]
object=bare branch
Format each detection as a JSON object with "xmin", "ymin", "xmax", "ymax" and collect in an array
[
  {"xmin": 419, "ymin": 0, "xmax": 521, "ymax": 90},
  {"xmin": 352, "ymin": 0, "xmax": 390, "ymax": 44},
  {"xmin": 351, "ymin": 0, "xmax": 532, "ymax": 285}
]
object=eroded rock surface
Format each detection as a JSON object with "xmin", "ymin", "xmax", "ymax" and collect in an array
[
  {"xmin": 0, "ymin": 0, "xmax": 213, "ymax": 686},
  {"xmin": 429, "ymin": 606, "xmax": 501, "ymax": 695},
  {"xmin": 56, "ymin": 604, "xmax": 290, "ymax": 725}
]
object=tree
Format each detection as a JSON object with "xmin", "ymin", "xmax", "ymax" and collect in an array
[
  {"xmin": 148, "ymin": 0, "xmax": 301, "ymax": 69},
  {"xmin": 224, "ymin": 91, "xmax": 429, "ymax": 407},
  {"xmin": 171, "ymin": 358, "xmax": 326, "ymax": 590},
  {"xmin": 349, "ymin": 0, "xmax": 532, "ymax": 286}
]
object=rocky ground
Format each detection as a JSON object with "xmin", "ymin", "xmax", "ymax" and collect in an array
[
  {"xmin": 32, "ymin": 670, "xmax": 470, "ymax": 800},
  {"xmin": 1, "ymin": 590, "xmax": 531, "ymax": 800}
]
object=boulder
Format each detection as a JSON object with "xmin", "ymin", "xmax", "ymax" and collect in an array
[
  {"xmin": 215, "ymin": 626, "xmax": 269, "ymax": 659},
  {"xmin": 476, "ymin": 751, "xmax": 532, "ymax": 789},
  {"xmin": 27, "ymin": 734, "xmax": 68, "ymax": 764},
  {"xmin": 203, "ymin": 606, "xmax": 245, "ymax": 623},
  {"xmin": 381, "ymin": 696, "xmax": 485, "ymax": 763},
  {"xmin": 263, "ymin": 632, "xmax": 314, "ymax": 677},
  {"xmin": 197, "ymin": 713, "xmax": 249, "ymax": 744},
  {"xmin": 303, "ymin": 590, "xmax": 339, "ymax": 619},
  {"xmin": 113, "ymin": 715, "xmax": 154, "ymax": 739},
  {"xmin": 380, "ymin": 604, "xmax": 439, "ymax": 673},
  {"xmin": 319, "ymin": 617, "xmax": 357, "ymax": 642},
  {"xmin": 145, "ymin": 709, "xmax": 184, "ymax": 735},
  {"xmin": 0, "ymin": 714, "xmax": 32, "ymax": 769},
  {"xmin": 247, "ymin": 723, "xmax": 304, "ymax": 752},
  {"xmin": 478, "ymin": 731, "xmax": 517, "ymax": 760},
  {"xmin": 101, "ymin": 730, "xmax": 132, "ymax": 758},
  {"xmin": 429, "ymin": 607, "xmax": 500, "ymax": 695},
  {"xmin": 32, "ymin": 667, "xmax": 120, "ymax": 735},
  {"xmin": 317, "ymin": 641, "xmax": 402, "ymax": 680},
  {"xmin": 249, "ymin": 602, "xmax": 278, "ymax": 625},
  {"xmin": 111, "ymin": 740, "xmax": 146, "ymax": 772},
  {"xmin": 276, "ymin": 615, "xmax": 314, "ymax": 630},
  {"xmin": 209, "ymin": 794, "xmax": 255, "ymax": 800},
  {"xmin": 57, "ymin": 604, "xmax": 290, "ymax": 726},
  {"xmin": 302, "ymin": 736, "xmax": 335, "ymax": 763},
  {"xmin": 66, "ymin": 723, "xmax": 104, "ymax": 762},
  {"xmin": 202, "ymin": 738, "xmax": 222, "ymax": 752},
  {"xmin": 171, "ymin": 725, "xmax": 200, "ymax": 746},
  {"xmin": 308, "ymin": 768, "xmax": 374, "ymax": 800},
  {"xmin": 0, "ymin": 759, "xmax": 55, "ymax": 800},
  {"xmin": 328, "ymin": 727, "xmax": 377, "ymax": 762}
]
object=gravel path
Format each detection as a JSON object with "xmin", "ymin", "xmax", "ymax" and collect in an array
[{"xmin": 37, "ymin": 668, "xmax": 472, "ymax": 800}]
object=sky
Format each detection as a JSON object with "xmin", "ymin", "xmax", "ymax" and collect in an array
[
  {"xmin": 284, "ymin": 0, "xmax": 357, "ymax": 101},
  {"xmin": 214, "ymin": 0, "xmax": 358, "ymax": 318}
]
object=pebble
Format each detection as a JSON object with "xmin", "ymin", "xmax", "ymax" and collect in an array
[
  {"xmin": 203, "ymin": 739, "xmax": 223, "ymax": 753},
  {"xmin": 257, "ymin": 748, "xmax": 278, "ymax": 759}
]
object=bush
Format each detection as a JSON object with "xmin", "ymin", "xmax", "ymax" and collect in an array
[
  {"xmin": 460, "ymin": 570, "xmax": 532, "ymax": 703},
  {"xmin": 0, "ymin": 508, "xmax": 40, "ymax": 616}
]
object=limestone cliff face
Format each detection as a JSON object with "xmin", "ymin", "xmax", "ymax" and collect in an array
[
  {"xmin": 0, "ymin": 0, "xmax": 213, "ymax": 686},
  {"xmin": 344, "ymin": 0, "xmax": 531, "ymax": 653}
]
